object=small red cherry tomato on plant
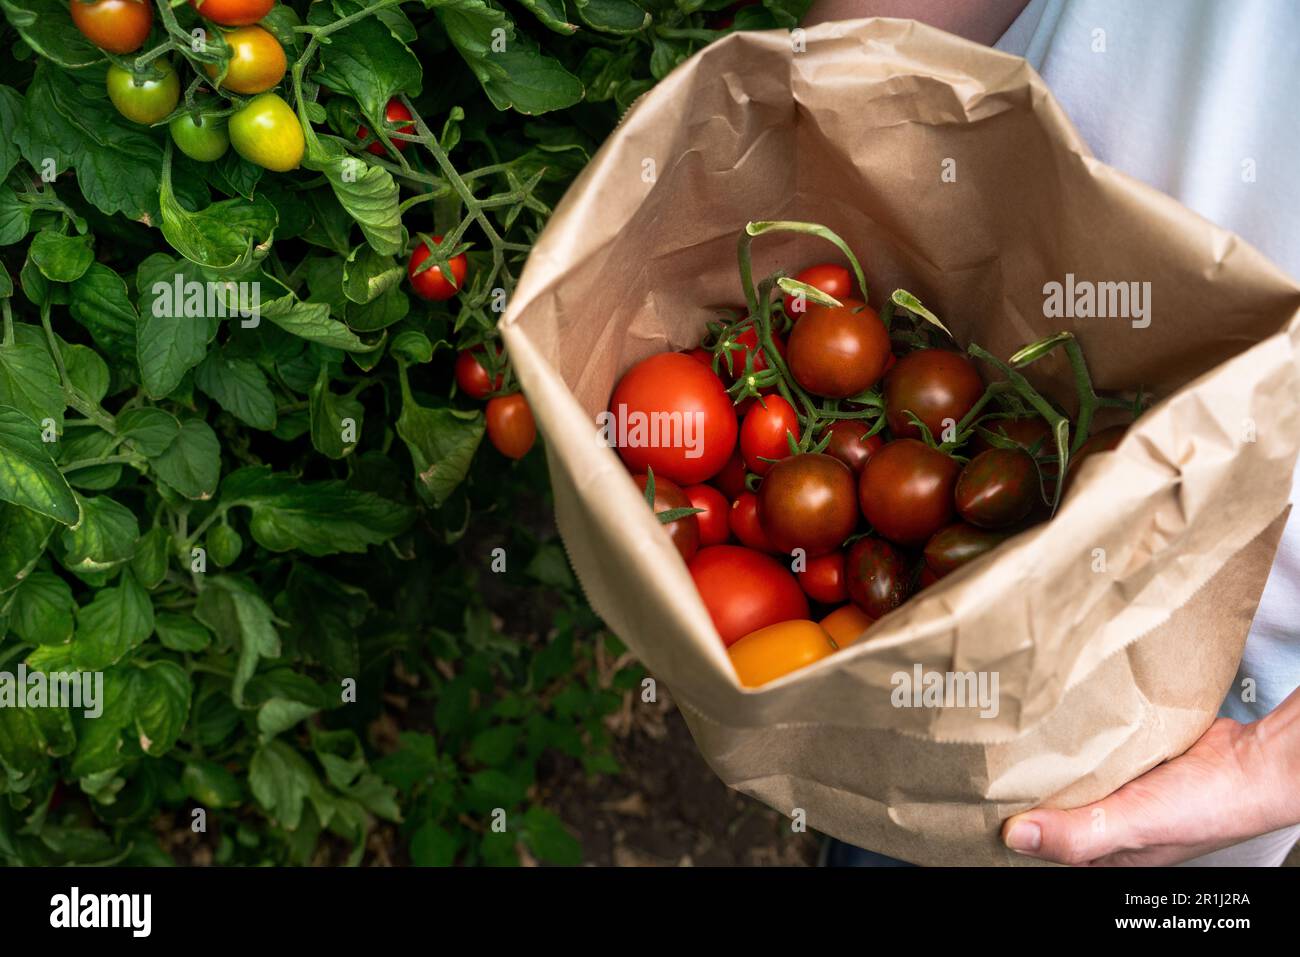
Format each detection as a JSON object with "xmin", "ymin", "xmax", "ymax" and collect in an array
[
  {"xmin": 684, "ymin": 484, "xmax": 730, "ymax": 547},
  {"xmin": 358, "ymin": 98, "xmax": 416, "ymax": 156},
  {"xmin": 455, "ymin": 348, "xmax": 502, "ymax": 400},
  {"xmin": 486, "ymin": 394, "xmax": 535, "ymax": 460},
  {"xmin": 687, "ymin": 545, "xmax": 809, "ymax": 647},
  {"xmin": 408, "ymin": 236, "xmax": 469, "ymax": 301},
  {"xmin": 739, "ymin": 394, "xmax": 799, "ymax": 476}
]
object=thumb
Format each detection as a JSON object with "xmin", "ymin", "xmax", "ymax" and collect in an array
[{"xmin": 1002, "ymin": 800, "xmax": 1140, "ymax": 865}]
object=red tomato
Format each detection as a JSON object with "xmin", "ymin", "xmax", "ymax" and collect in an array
[
  {"xmin": 757, "ymin": 453, "xmax": 857, "ymax": 557},
  {"xmin": 358, "ymin": 98, "xmax": 416, "ymax": 156},
  {"xmin": 884, "ymin": 349, "xmax": 984, "ymax": 440},
  {"xmin": 455, "ymin": 348, "xmax": 502, "ymax": 400},
  {"xmin": 634, "ymin": 474, "xmax": 700, "ymax": 563},
  {"xmin": 486, "ymin": 394, "xmax": 535, "ymax": 459},
  {"xmin": 191, "ymin": 0, "xmax": 273, "ymax": 25},
  {"xmin": 728, "ymin": 620, "xmax": 835, "ymax": 687},
  {"xmin": 923, "ymin": 523, "xmax": 1009, "ymax": 579},
  {"xmin": 739, "ymin": 395, "xmax": 799, "ymax": 476},
  {"xmin": 70, "ymin": 0, "xmax": 153, "ymax": 53},
  {"xmin": 786, "ymin": 299, "xmax": 891, "ymax": 399},
  {"xmin": 819, "ymin": 419, "xmax": 884, "ymax": 475},
  {"xmin": 711, "ymin": 446, "xmax": 748, "ymax": 499},
  {"xmin": 608, "ymin": 352, "xmax": 738, "ymax": 485},
  {"xmin": 782, "ymin": 263, "xmax": 853, "ymax": 317},
  {"xmin": 720, "ymin": 323, "xmax": 785, "ymax": 379},
  {"xmin": 798, "ymin": 550, "xmax": 848, "ymax": 604},
  {"xmin": 408, "ymin": 236, "xmax": 468, "ymax": 301},
  {"xmin": 845, "ymin": 536, "xmax": 912, "ymax": 619},
  {"xmin": 954, "ymin": 447, "xmax": 1038, "ymax": 528},
  {"xmin": 688, "ymin": 546, "xmax": 809, "ymax": 647},
  {"xmin": 858, "ymin": 439, "xmax": 960, "ymax": 546},
  {"xmin": 729, "ymin": 491, "xmax": 774, "ymax": 552},
  {"xmin": 684, "ymin": 484, "xmax": 730, "ymax": 546},
  {"xmin": 819, "ymin": 603, "xmax": 873, "ymax": 648}
]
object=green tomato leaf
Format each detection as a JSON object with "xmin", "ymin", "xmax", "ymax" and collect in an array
[
  {"xmin": 193, "ymin": 576, "xmax": 281, "ymax": 708},
  {"xmin": 572, "ymin": 0, "xmax": 650, "ymax": 34},
  {"xmin": 0, "ymin": 405, "xmax": 78, "ymax": 525},
  {"xmin": 0, "ymin": 0, "xmax": 105, "ymax": 69},
  {"xmin": 0, "ymin": 324, "xmax": 64, "ymax": 431},
  {"xmin": 59, "ymin": 492, "xmax": 138, "ymax": 572},
  {"xmin": 0, "ymin": 502, "xmax": 55, "ymax": 592},
  {"xmin": 194, "ymin": 351, "xmax": 277, "ymax": 431},
  {"xmin": 154, "ymin": 613, "xmax": 212, "ymax": 653},
  {"xmin": 309, "ymin": 370, "xmax": 363, "ymax": 460},
  {"xmin": 159, "ymin": 173, "xmax": 278, "ymax": 275},
  {"xmin": 29, "ymin": 229, "xmax": 93, "ymax": 282},
  {"xmin": 132, "ymin": 660, "xmax": 191, "ymax": 757},
  {"xmin": 7, "ymin": 570, "xmax": 75, "ymax": 645},
  {"xmin": 68, "ymin": 263, "xmax": 140, "ymax": 369},
  {"xmin": 151, "ymin": 418, "xmax": 221, "ymax": 500},
  {"xmin": 310, "ymin": 0, "xmax": 423, "ymax": 122},
  {"xmin": 117, "ymin": 407, "xmax": 181, "ymax": 458},
  {"xmin": 396, "ymin": 373, "xmax": 484, "ymax": 508}
]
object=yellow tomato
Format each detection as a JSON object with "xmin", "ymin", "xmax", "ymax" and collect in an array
[
  {"xmin": 819, "ymin": 604, "xmax": 873, "ymax": 649},
  {"xmin": 728, "ymin": 619, "xmax": 835, "ymax": 688}
]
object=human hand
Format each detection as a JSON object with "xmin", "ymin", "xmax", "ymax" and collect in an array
[{"xmin": 1001, "ymin": 696, "xmax": 1300, "ymax": 865}]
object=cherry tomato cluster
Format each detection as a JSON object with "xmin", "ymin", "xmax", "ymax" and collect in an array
[
  {"xmin": 72, "ymin": 0, "xmax": 302, "ymax": 171},
  {"xmin": 450, "ymin": 342, "xmax": 534, "ymax": 460},
  {"xmin": 605, "ymin": 222, "xmax": 1137, "ymax": 688}
]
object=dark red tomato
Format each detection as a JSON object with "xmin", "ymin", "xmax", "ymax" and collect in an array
[
  {"xmin": 688, "ymin": 545, "xmax": 809, "ymax": 647},
  {"xmin": 797, "ymin": 550, "xmax": 848, "ymax": 604},
  {"xmin": 782, "ymin": 263, "xmax": 853, "ymax": 317},
  {"xmin": 955, "ymin": 447, "xmax": 1038, "ymax": 529},
  {"xmin": 720, "ymin": 323, "xmax": 785, "ymax": 380},
  {"xmin": 729, "ymin": 492, "xmax": 774, "ymax": 552},
  {"xmin": 358, "ymin": 98, "xmax": 416, "ymax": 156},
  {"xmin": 711, "ymin": 446, "xmax": 748, "ymax": 499},
  {"xmin": 633, "ymin": 474, "xmax": 700, "ymax": 563},
  {"xmin": 757, "ymin": 453, "xmax": 857, "ymax": 557},
  {"xmin": 845, "ymin": 537, "xmax": 912, "ymax": 620},
  {"xmin": 408, "ymin": 236, "xmax": 468, "ymax": 301},
  {"xmin": 819, "ymin": 419, "xmax": 884, "ymax": 475},
  {"xmin": 454, "ymin": 348, "xmax": 502, "ymax": 400},
  {"xmin": 971, "ymin": 415, "xmax": 1051, "ymax": 455},
  {"xmin": 608, "ymin": 352, "xmax": 738, "ymax": 485},
  {"xmin": 859, "ymin": 439, "xmax": 960, "ymax": 546},
  {"xmin": 923, "ymin": 523, "xmax": 1010, "ymax": 578},
  {"xmin": 1062, "ymin": 424, "xmax": 1127, "ymax": 498},
  {"xmin": 918, "ymin": 564, "xmax": 939, "ymax": 590},
  {"xmin": 684, "ymin": 484, "xmax": 730, "ymax": 547},
  {"xmin": 884, "ymin": 349, "xmax": 984, "ymax": 440},
  {"xmin": 486, "ymin": 394, "xmax": 535, "ymax": 459},
  {"xmin": 739, "ymin": 395, "xmax": 799, "ymax": 476},
  {"xmin": 684, "ymin": 347, "xmax": 712, "ymax": 367},
  {"xmin": 190, "ymin": 0, "xmax": 273, "ymax": 25},
  {"xmin": 70, "ymin": 0, "xmax": 152, "ymax": 53},
  {"xmin": 786, "ymin": 299, "xmax": 891, "ymax": 399}
]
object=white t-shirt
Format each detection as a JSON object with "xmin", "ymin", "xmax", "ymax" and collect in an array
[{"xmin": 996, "ymin": 0, "xmax": 1300, "ymax": 865}]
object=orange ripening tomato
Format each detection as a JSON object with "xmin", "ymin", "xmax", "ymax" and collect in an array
[
  {"xmin": 190, "ymin": 0, "xmax": 274, "ymax": 26},
  {"xmin": 70, "ymin": 0, "xmax": 153, "ymax": 54},
  {"xmin": 486, "ymin": 394, "xmax": 535, "ymax": 459},
  {"xmin": 819, "ymin": 604, "xmax": 873, "ymax": 649},
  {"xmin": 728, "ymin": 620, "xmax": 835, "ymax": 688},
  {"xmin": 205, "ymin": 25, "xmax": 286, "ymax": 95}
]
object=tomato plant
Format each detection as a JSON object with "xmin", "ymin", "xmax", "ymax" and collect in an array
[
  {"xmin": 70, "ymin": 0, "xmax": 153, "ymax": 53},
  {"xmin": 687, "ymin": 546, "xmax": 809, "ymax": 646},
  {"xmin": 3, "ymin": 0, "xmax": 808, "ymax": 868},
  {"xmin": 358, "ymin": 97, "xmax": 416, "ymax": 156},
  {"xmin": 408, "ymin": 235, "xmax": 469, "ymax": 301},
  {"xmin": 454, "ymin": 348, "xmax": 502, "ymax": 399}
]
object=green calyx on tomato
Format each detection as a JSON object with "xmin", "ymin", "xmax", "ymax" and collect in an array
[
  {"xmin": 169, "ymin": 112, "xmax": 231, "ymax": 162},
  {"xmin": 106, "ymin": 60, "xmax": 180, "ymax": 126},
  {"xmin": 228, "ymin": 92, "xmax": 304, "ymax": 172},
  {"xmin": 70, "ymin": 0, "xmax": 153, "ymax": 54}
]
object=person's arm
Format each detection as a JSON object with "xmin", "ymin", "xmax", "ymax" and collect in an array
[
  {"xmin": 1002, "ymin": 686, "xmax": 1300, "ymax": 865},
  {"xmin": 803, "ymin": 0, "xmax": 1031, "ymax": 46}
]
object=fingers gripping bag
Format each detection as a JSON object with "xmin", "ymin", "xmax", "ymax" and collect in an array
[{"xmin": 499, "ymin": 19, "xmax": 1300, "ymax": 865}]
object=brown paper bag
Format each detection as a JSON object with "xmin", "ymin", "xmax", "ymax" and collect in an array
[{"xmin": 500, "ymin": 18, "xmax": 1300, "ymax": 865}]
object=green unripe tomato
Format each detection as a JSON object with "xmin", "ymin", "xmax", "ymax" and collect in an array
[
  {"xmin": 228, "ymin": 93, "xmax": 304, "ymax": 172},
  {"xmin": 106, "ymin": 60, "xmax": 180, "ymax": 125},
  {"xmin": 169, "ymin": 112, "xmax": 231, "ymax": 162},
  {"xmin": 206, "ymin": 524, "xmax": 243, "ymax": 567}
]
